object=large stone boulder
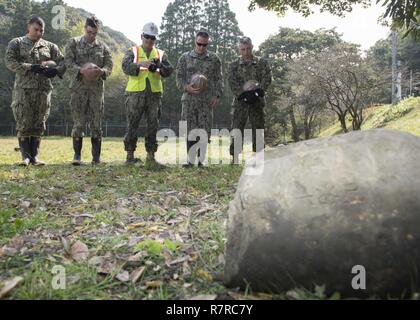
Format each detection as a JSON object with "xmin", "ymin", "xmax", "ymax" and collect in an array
[{"xmin": 224, "ymin": 129, "xmax": 420, "ymax": 298}]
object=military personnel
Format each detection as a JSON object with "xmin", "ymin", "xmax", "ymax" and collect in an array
[
  {"xmin": 228, "ymin": 36, "xmax": 272, "ymax": 164},
  {"xmin": 176, "ymin": 31, "xmax": 223, "ymax": 168},
  {"xmin": 122, "ymin": 22, "xmax": 173, "ymax": 168},
  {"xmin": 64, "ymin": 16, "xmax": 113, "ymax": 165},
  {"xmin": 5, "ymin": 15, "xmax": 66, "ymax": 166}
]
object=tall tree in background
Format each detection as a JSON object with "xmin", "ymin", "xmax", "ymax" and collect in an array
[
  {"xmin": 258, "ymin": 28, "xmax": 342, "ymax": 142},
  {"xmin": 248, "ymin": 0, "xmax": 420, "ymax": 37},
  {"xmin": 366, "ymin": 30, "xmax": 420, "ymax": 103}
]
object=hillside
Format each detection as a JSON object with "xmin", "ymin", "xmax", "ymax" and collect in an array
[
  {"xmin": 67, "ymin": 6, "xmax": 135, "ymax": 52},
  {"xmin": 0, "ymin": 0, "xmax": 135, "ymax": 127},
  {"xmin": 319, "ymin": 97, "xmax": 420, "ymax": 138}
]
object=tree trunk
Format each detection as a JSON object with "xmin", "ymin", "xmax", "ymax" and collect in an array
[
  {"xmin": 352, "ymin": 110, "xmax": 363, "ymax": 131},
  {"xmin": 288, "ymin": 105, "xmax": 300, "ymax": 142},
  {"xmin": 338, "ymin": 115, "xmax": 348, "ymax": 133}
]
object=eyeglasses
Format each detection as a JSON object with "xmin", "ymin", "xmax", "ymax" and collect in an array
[
  {"xmin": 196, "ymin": 42, "xmax": 208, "ymax": 47},
  {"xmin": 143, "ymin": 34, "xmax": 156, "ymax": 41}
]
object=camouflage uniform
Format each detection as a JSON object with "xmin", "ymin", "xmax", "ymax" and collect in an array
[
  {"xmin": 5, "ymin": 35, "xmax": 65, "ymax": 165},
  {"xmin": 228, "ymin": 56, "xmax": 272, "ymax": 157},
  {"xmin": 176, "ymin": 50, "xmax": 223, "ymax": 164},
  {"xmin": 122, "ymin": 48, "xmax": 173, "ymax": 154},
  {"xmin": 5, "ymin": 35, "xmax": 65, "ymax": 138},
  {"xmin": 64, "ymin": 36, "xmax": 113, "ymax": 139}
]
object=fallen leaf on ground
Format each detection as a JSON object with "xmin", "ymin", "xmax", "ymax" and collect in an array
[
  {"xmin": 127, "ymin": 252, "xmax": 145, "ymax": 262},
  {"xmin": 0, "ymin": 276, "xmax": 24, "ymax": 299},
  {"xmin": 70, "ymin": 240, "xmax": 89, "ymax": 262},
  {"xmin": 88, "ymin": 256, "xmax": 105, "ymax": 266},
  {"xmin": 195, "ymin": 269, "xmax": 213, "ymax": 281},
  {"xmin": 146, "ymin": 280, "xmax": 163, "ymax": 288},
  {"xmin": 116, "ymin": 271, "xmax": 130, "ymax": 282},
  {"xmin": 168, "ymin": 256, "xmax": 190, "ymax": 266},
  {"xmin": 127, "ymin": 222, "xmax": 146, "ymax": 231},
  {"xmin": 97, "ymin": 259, "xmax": 119, "ymax": 275},
  {"xmin": 20, "ymin": 200, "xmax": 31, "ymax": 209},
  {"xmin": 67, "ymin": 274, "xmax": 81, "ymax": 285},
  {"xmin": 60, "ymin": 237, "xmax": 71, "ymax": 254},
  {"xmin": 194, "ymin": 207, "xmax": 213, "ymax": 215},
  {"xmin": 130, "ymin": 267, "xmax": 145, "ymax": 283}
]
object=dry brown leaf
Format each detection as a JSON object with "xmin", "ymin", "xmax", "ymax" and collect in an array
[
  {"xmin": 177, "ymin": 207, "xmax": 191, "ymax": 216},
  {"xmin": 130, "ymin": 267, "xmax": 145, "ymax": 284},
  {"xmin": 128, "ymin": 236, "xmax": 143, "ymax": 247},
  {"xmin": 97, "ymin": 259, "xmax": 118, "ymax": 275},
  {"xmin": 116, "ymin": 270, "xmax": 130, "ymax": 282},
  {"xmin": 88, "ymin": 256, "xmax": 105, "ymax": 266},
  {"xmin": 0, "ymin": 276, "xmax": 24, "ymax": 299},
  {"xmin": 168, "ymin": 256, "xmax": 190, "ymax": 266},
  {"xmin": 146, "ymin": 225, "xmax": 160, "ymax": 233},
  {"xmin": 194, "ymin": 207, "xmax": 213, "ymax": 215},
  {"xmin": 20, "ymin": 200, "xmax": 31, "ymax": 209},
  {"xmin": 127, "ymin": 222, "xmax": 146, "ymax": 231},
  {"xmin": 127, "ymin": 251, "xmax": 145, "ymax": 262},
  {"xmin": 60, "ymin": 237, "xmax": 70, "ymax": 254},
  {"xmin": 70, "ymin": 240, "xmax": 89, "ymax": 262},
  {"xmin": 146, "ymin": 280, "xmax": 163, "ymax": 288}
]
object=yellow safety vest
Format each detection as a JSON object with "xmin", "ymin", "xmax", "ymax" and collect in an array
[{"xmin": 125, "ymin": 46, "xmax": 164, "ymax": 93}]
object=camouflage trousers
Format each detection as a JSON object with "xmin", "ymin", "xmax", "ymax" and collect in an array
[
  {"xmin": 181, "ymin": 98, "xmax": 213, "ymax": 143},
  {"xmin": 123, "ymin": 91, "xmax": 162, "ymax": 153},
  {"xmin": 230, "ymin": 99, "xmax": 265, "ymax": 156},
  {"xmin": 70, "ymin": 89, "xmax": 104, "ymax": 139},
  {"xmin": 11, "ymin": 88, "xmax": 52, "ymax": 138}
]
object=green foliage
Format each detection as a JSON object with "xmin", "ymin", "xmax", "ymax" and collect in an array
[
  {"xmin": 319, "ymin": 97, "xmax": 420, "ymax": 137},
  {"xmin": 0, "ymin": 209, "xmax": 23, "ymax": 238},
  {"xmin": 248, "ymin": 0, "xmax": 370, "ymax": 17},
  {"xmin": 368, "ymin": 97, "xmax": 417, "ymax": 128},
  {"xmin": 134, "ymin": 239, "xmax": 181, "ymax": 257},
  {"xmin": 248, "ymin": 0, "xmax": 420, "ymax": 38},
  {"xmin": 257, "ymin": 28, "xmax": 344, "ymax": 142}
]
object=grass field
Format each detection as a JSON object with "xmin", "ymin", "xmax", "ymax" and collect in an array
[
  {"xmin": 3, "ymin": 97, "xmax": 419, "ymax": 300},
  {"xmin": 319, "ymin": 97, "xmax": 420, "ymax": 138},
  {"xmin": 4, "ymin": 137, "xmax": 332, "ymax": 300},
  {"xmin": 0, "ymin": 137, "xmax": 245, "ymax": 299}
]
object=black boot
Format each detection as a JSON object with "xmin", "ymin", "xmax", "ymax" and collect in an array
[
  {"xmin": 18, "ymin": 137, "xmax": 31, "ymax": 166},
  {"xmin": 30, "ymin": 137, "xmax": 45, "ymax": 166},
  {"xmin": 91, "ymin": 137, "xmax": 102, "ymax": 165},
  {"xmin": 197, "ymin": 143, "xmax": 207, "ymax": 168},
  {"xmin": 126, "ymin": 150, "xmax": 135, "ymax": 164},
  {"xmin": 183, "ymin": 140, "xmax": 195, "ymax": 168},
  {"xmin": 72, "ymin": 137, "xmax": 83, "ymax": 166},
  {"xmin": 126, "ymin": 150, "xmax": 143, "ymax": 165},
  {"xmin": 145, "ymin": 152, "xmax": 165, "ymax": 170}
]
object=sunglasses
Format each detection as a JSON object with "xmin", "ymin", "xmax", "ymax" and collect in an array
[
  {"xmin": 196, "ymin": 42, "xmax": 208, "ymax": 47},
  {"xmin": 143, "ymin": 34, "xmax": 156, "ymax": 41}
]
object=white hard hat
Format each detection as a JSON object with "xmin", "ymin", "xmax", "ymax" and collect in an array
[{"xmin": 142, "ymin": 22, "xmax": 159, "ymax": 37}]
